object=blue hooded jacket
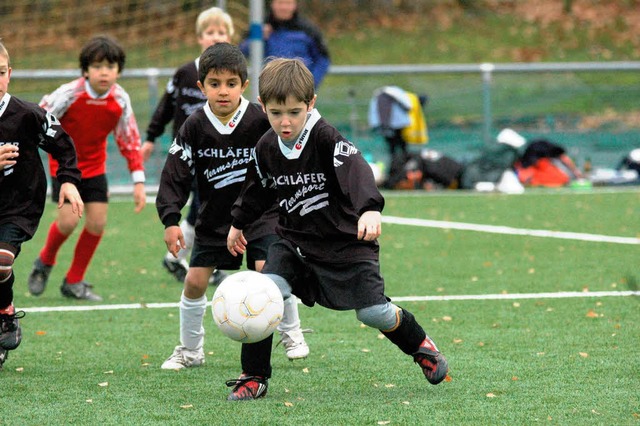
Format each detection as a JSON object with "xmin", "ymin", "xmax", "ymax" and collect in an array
[{"xmin": 241, "ymin": 10, "xmax": 331, "ymax": 88}]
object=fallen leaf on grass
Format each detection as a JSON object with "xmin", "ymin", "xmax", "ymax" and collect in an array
[
  {"xmin": 384, "ymin": 384, "xmax": 395, "ymax": 388},
  {"xmin": 15, "ymin": 367, "xmax": 24, "ymax": 372},
  {"xmin": 180, "ymin": 404, "xmax": 193, "ymax": 409},
  {"xmin": 486, "ymin": 393, "xmax": 496, "ymax": 398},
  {"xmin": 86, "ymin": 399, "xmax": 93, "ymax": 403},
  {"xmin": 402, "ymin": 401, "xmax": 410, "ymax": 405},
  {"xmin": 361, "ymin": 348, "xmax": 370, "ymax": 353},
  {"xmin": 512, "ymin": 302, "xmax": 520, "ymax": 308},
  {"xmin": 284, "ymin": 402, "xmax": 294, "ymax": 407},
  {"xmin": 453, "ymin": 338, "xmax": 463, "ymax": 344},
  {"xmin": 103, "ymin": 370, "xmax": 113, "ymax": 374},
  {"xmin": 377, "ymin": 421, "xmax": 391, "ymax": 425},
  {"xmin": 442, "ymin": 316, "xmax": 452, "ymax": 322},
  {"xmin": 585, "ymin": 310, "xmax": 599, "ymax": 318},
  {"xmin": 98, "ymin": 382, "xmax": 108, "ymax": 387},
  {"xmin": 579, "ymin": 352, "xmax": 589, "ymax": 358},
  {"xmin": 445, "ymin": 375, "xmax": 452, "ymax": 382},
  {"xmin": 512, "ymin": 376, "xmax": 518, "ymax": 381},
  {"xmin": 302, "ymin": 368, "xmax": 309, "ymax": 373},
  {"xmin": 35, "ymin": 331, "xmax": 46, "ymax": 336}
]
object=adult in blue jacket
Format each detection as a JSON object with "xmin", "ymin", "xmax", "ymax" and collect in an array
[{"xmin": 241, "ymin": 0, "xmax": 331, "ymax": 88}]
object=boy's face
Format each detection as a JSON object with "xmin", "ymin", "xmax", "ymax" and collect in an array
[
  {"xmin": 0, "ymin": 55, "xmax": 11, "ymax": 100},
  {"xmin": 83, "ymin": 59, "xmax": 119, "ymax": 96},
  {"xmin": 259, "ymin": 94, "xmax": 316, "ymax": 143},
  {"xmin": 198, "ymin": 23, "xmax": 231, "ymax": 52},
  {"xmin": 197, "ymin": 69, "xmax": 248, "ymax": 116}
]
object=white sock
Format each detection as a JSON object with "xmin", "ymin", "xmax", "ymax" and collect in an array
[
  {"xmin": 179, "ymin": 292, "xmax": 207, "ymax": 350},
  {"xmin": 277, "ymin": 295, "xmax": 301, "ymax": 333}
]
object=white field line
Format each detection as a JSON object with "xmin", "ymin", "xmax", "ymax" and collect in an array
[
  {"xmin": 20, "ymin": 291, "xmax": 640, "ymax": 314},
  {"xmin": 382, "ymin": 216, "xmax": 640, "ymax": 245}
]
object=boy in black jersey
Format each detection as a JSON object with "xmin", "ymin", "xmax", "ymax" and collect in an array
[
  {"xmin": 142, "ymin": 6, "xmax": 233, "ymax": 287},
  {"xmin": 0, "ymin": 41, "xmax": 83, "ymax": 367},
  {"xmin": 156, "ymin": 43, "xmax": 308, "ymax": 370},
  {"xmin": 227, "ymin": 58, "xmax": 448, "ymax": 400}
]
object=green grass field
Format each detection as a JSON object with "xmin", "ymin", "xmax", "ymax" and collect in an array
[{"xmin": 3, "ymin": 189, "xmax": 639, "ymax": 425}]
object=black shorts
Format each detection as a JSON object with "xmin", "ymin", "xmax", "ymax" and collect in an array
[
  {"xmin": 51, "ymin": 175, "xmax": 109, "ymax": 203},
  {"xmin": 262, "ymin": 239, "xmax": 388, "ymax": 310},
  {"xmin": 245, "ymin": 234, "xmax": 278, "ymax": 270},
  {"xmin": 0, "ymin": 223, "xmax": 31, "ymax": 258},
  {"xmin": 190, "ymin": 234, "xmax": 277, "ymax": 271}
]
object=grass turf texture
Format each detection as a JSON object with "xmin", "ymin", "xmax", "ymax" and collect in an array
[{"xmin": 4, "ymin": 189, "xmax": 639, "ymax": 424}]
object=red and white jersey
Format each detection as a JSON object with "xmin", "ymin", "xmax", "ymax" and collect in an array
[{"xmin": 40, "ymin": 77, "xmax": 145, "ymax": 183}]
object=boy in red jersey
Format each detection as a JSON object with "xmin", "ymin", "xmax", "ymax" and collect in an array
[
  {"xmin": 28, "ymin": 35, "xmax": 146, "ymax": 301},
  {"xmin": 0, "ymin": 40, "xmax": 83, "ymax": 366},
  {"xmin": 225, "ymin": 59, "xmax": 448, "ymax": 400}
]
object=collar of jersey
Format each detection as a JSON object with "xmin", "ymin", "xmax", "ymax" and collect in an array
[
  {"xmin": 84, "ymin": 79, "xmax": 111, "ymax": 99},
  {"xmin": 0, "ymin": 93, "xmax": 10, "ymax": 118},
  {"xmin": 278, "ymin": 108, "xmax": 321, "ymax": 160},
  {"xmin": 203, "ymin": 96, "xmax": 248, "ymax": 135}
]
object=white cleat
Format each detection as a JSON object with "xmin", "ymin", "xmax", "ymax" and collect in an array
[
  {"xmin": 161, "ymin": 345, "xmax": 205, "ymax": 370},
  {"xmin": 277, "ymin": 329, "xmax": 311, "ymax": 360}
]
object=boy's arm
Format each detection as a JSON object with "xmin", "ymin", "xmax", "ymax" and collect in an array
[
  {"xmin": 331, "ymin": 138, "xmax": 385, "ymax": 216},
  {"xmin": 112, "ymin": 88, "xmax": 146, "ymax": 211},
  {"xmin": 36, "ymin": 108, "xmax": 83, "ymax": 218},
  {"xmin": 230, "ymin": 152, "xmax": 277, "ymax": 231},
  {"xmin": 155, "ymin": 133, "xmax": 195, "ymax": 230},
  {"xmin": 143, "ymin": 76, "xmax": 179, "ymax": 161}
]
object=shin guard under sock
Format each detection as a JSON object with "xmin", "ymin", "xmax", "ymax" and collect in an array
[{"xmin": 381, "ymin": 308, "xmax": 426, "ymax": 355}]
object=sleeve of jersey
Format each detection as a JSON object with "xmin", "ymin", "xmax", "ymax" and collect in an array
[
  {"xmin": 145, "ymin": 75, "xmax": 178, "ymax": 142},
  {"xmin": 114, "ymin": 90, "xmax": 145, "ymax": 183},
  {"xmin": 331, "ymin": 137, "xmax": 385, "ymax": 215},
  {"xmin": 36, "ymin": 108, "xmax": 81, "ymax": 186},
  {"xmin": 39, "ymin": 80, "xmax": 77, "ymax": 117},
  {"xmin": 231, "ymin": 151, "xmax": 277, "ymax": 230},
  {"xmin": 155, "ymin": 133, "xmax": 194, "ymax": 228}
]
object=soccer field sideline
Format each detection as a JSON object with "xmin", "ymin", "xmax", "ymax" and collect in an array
[{"xmin": 19, "ymin": 290, "xmax": 640, "ymax": 314}]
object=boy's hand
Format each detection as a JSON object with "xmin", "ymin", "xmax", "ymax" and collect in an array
[
  {"xmin": 140, "ymin": 141, "xmax": 155, "ymax": 162},
  {"xmin": 133, "ymin": 182, "xmax": 146, "ymax": 213},
  {"xmin": 0, "ymin": 144, "xmax": 19, "ymax": 170},
  {"xmin": 357, "ymin": 211, "xmax": 382, "ymax": 241},
  {"xmin": 227, "ymin": 226, "xmax": 247, "ymax": 256},
  {"xmin": 58, "ymin": 182, "xmax": 84, "ymax": 218},
  {"xmin": 164, "ymin": 225, "xmax": 186, "ymax": 258}
]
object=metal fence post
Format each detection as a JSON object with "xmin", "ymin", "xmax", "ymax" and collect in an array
[{"xmin": 480, "ymin": 62, "xmax": 494, "ymax": 144}]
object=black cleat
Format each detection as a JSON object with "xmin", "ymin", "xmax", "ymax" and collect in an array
[
  {"xmin": 162, "ymin": 258, "xmax": 188, "ymax": 283},
  {"xmin": 28, "ymin": 257, "xmax": 53, "ymax": 296},
  {"xmin": 0, "ymin": 305, "xmax": 25, "ymax": 350},
  {"xmin": 226, "ymin": 374, "xmax": 268, "ymax": 401},
  {"xmin": 413, "ymin": 338, "xmax": 449, "ymax": 385}
]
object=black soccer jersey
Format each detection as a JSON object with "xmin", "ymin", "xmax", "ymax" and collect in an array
[
  {"xmin": 0, "ymin": 94, "xmax": 81, "ymax": 237},
  {"xmin": 146, "ymin": 60, "xmax": 204, "ymax": 141},
  {"xmin": 156, "ymin": 97, "xmax": 275, "ymax": 246},
  {"xmin": 232, "ymin": 109, "xmax": 385, "ymax": 263}
]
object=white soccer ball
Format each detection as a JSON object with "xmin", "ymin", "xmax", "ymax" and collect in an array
[{"xmin": 211, "ymin": 271, "xmax": 284, "ymax": 343}]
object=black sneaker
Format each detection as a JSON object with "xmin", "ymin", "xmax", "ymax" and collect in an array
[
  {"xmin": 0, "ymin": 348, "xmax": 8, "ymax": 368},
  {"xmin": 0, "ymin": 305, "xmax": 25, "ymax": 350},
  {"xmin": 209, "ymin": 269, "xmax": 228, "ymax": 286},
  {"xmin": 28, "ymin": 257, "xmax": 53, "ymax": 296},
  {"xmin": 60, "ymin": 279, "xmax": 103, "ymax": 301},
  {"xmin": 162, "ymin": 258, "xmax": 188, "ymax": 283},
  {"xmin": 226, "ymin": 374, "xmax": 268, "ymax": 401},
  {"xmin": 413, "ymin": 338, "xmax": 448, "ymax": 385}
]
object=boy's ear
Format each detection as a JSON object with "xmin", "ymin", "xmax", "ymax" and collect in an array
[
  {"xmin": 257, "ymin": 96, "xmax": 266, "ymax": 113},
  {"xmin": 242, "ymin": 79, "xmax": 250, "ymax": 92},
  {"xmin": 197, "ymin": 80, "xmax": 205, "ymax": 94},
  {"xmin": 308, "ymin": 94, "xmax": 317, "ymax": 111}
]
